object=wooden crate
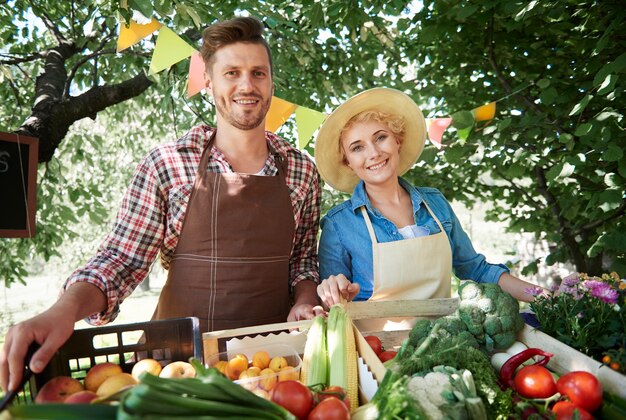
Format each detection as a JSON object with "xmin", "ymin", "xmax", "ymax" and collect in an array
[
  {"xmin": 345, "ymin": 298, "xmax": 626, "ymax": 399},
  {"xmin": 202, "ymin": 319, "xmax": 382, "ymax": 404}
]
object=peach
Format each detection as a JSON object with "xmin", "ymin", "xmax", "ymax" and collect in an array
[
  {"xmin": 84, "ymin": 362, "xmax": 123, "ymax": 392},
  {"xmin": 225, "ymin": 354, "xmax": 248, "ymax": 380},
  {"xmin": 35, "ymin": 376, "xmax": 84, "ymax": 404},
  {"xmin": 159, "ymin": 361, "xmax": 196, "ymax": 379},
  {"xmin": 278, "ymin": 366, "xmax": 299, "ymax": 381},
  {"xmin": 96, "ymin": 372, "xmax": 137, "ymax": 398},
  {"xmin": 131, "ymin": 358, "xmax": 162, "ymax": 381},
  {"xmin": 268, "ymin": 356, "xmax": 288, "ymax": 372},
  {"xmin": 258, "ymin": 368, "xmax": 277, "ymax": 391},
  {"xmin": 251, "ymin": 351, "xmax": 270, "ymax": 370},
  {"xmin": 64, "ymin": 389, "xmax": 98, "ymax": 404}
]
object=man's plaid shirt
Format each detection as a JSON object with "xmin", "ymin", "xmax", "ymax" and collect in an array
[{"xmin": 64, "ymin": 125, "xmax": 321, "ymax": 325}]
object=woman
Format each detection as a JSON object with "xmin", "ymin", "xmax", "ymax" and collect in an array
[{"xmin": 314, "ymin": 88, "xmax": 541, "ymax": 313}]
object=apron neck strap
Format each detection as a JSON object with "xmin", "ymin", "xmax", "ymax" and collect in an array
[
  {"xmin": 198, "ymin": 130, "xmax": 286, "ymax": 177},
  {"xmin": 359, "ymin": 197, "xmax": 447, "ymax": 244}
]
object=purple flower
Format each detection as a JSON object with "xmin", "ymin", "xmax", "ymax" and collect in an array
[
  {"xmin": 562, "ymin": 273, "xmax": 581, "ymax": 288},
  {"xmin": 525, "ymin": 286, "xmax": 544, "ymax": 297},
  {"xmin": 584, "ymin": 280, "xmax": 619, "ymax": 304}
]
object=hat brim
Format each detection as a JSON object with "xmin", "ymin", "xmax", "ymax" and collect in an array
[{"xmin": 314, "ymin": 88, "xmax": 426, "ymax": 193}]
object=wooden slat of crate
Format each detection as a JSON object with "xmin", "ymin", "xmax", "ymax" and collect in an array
[
  {"xmin": 346, "ymin": 298, "xmax": 458, "ymax": 319},
  {"xmin": 518, "ymin": 324, "xmax": 626, "ymax": 398}
]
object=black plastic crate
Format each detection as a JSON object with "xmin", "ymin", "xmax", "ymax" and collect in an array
[{"xmin": 9, "ymin": 317, "xmax": 201, "ymax": 404}]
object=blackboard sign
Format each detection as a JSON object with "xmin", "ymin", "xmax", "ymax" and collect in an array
[{"xmin": 0, "ymin": 131, "xmax": 38, "ymax": 238}]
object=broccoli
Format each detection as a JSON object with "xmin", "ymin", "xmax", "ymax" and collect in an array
[
  {"xmin": 408, "ymin": 318, "xmax": 434, "ymax": 347},
  {"xmin": 457, "ymin": 282, "xmax": 525, "ymax": 351}
]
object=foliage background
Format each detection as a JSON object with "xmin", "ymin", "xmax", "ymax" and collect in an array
[{"xmin": 0, "ymin": 0, "xmax": 625, "ymax": 291}]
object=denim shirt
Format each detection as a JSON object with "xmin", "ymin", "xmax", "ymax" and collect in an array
[{"xmin": 318, "ymin": 178, "xmax": 510, "ymax": 301}]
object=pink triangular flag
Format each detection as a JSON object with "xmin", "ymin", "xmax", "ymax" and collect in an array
[
  {"xmin": 427, "ymin": 117, "xmax": 453, "ymax": 149},
  {"xmin": 187, "ymin": 52, "xmax": 205, "ymax": 98}
]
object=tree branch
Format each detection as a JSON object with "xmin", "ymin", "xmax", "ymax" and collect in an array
[
  {"xmin": 576, "ymin": 199, "xmax": 626, "ymax": 235},
  {"xmin": 0, "ymin": 52, "xmax": 45, "ymax": 65},
  {"xmin": 534, "ymin": 166, "xmax": 587, "ymax": 270},
  {"xmin": 64, "ymin": 48, "xmax": 116, "ymax": 98}
]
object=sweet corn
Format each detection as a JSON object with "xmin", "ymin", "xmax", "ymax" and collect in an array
[
  {"xmin": 327, "ymin": 304, "xmax": 358, "ymax": 412},
  {"xmin": 301, "ymin": 315, "xmax": 328, "ymax": 386}
]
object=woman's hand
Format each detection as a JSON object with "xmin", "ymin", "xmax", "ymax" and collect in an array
[{"xmin": 317, "ymin": 274, "xmax": 360, "ymax": 309}]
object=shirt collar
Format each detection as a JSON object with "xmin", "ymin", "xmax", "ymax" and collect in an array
[
  {"xmin": 175, "ymin": 124, "xmax": 294, "ymax": 158},
  {"xmin": 349, "ymin": 177, "xmax": 425, "ymax": 214}
]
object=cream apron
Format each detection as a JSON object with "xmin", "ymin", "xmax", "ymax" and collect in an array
[
  {"xmin": 152, "ymin": 132, "xmax": 295, "ymax": 333},
  {"xmin": 355, "ymin": 199, "xmax": 452, "ymax": 332}
]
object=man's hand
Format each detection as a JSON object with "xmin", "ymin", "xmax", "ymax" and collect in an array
[
  {"xmin": 317, "ymin": 274, "xmax": 360, "ymax": 309},
  {"xmin": 287, "ymin": 303, "xmax": 325, "ymax": 321},
  {"xmin": 0, "ymin": 307, "xmax": 75, "ymax": 392}
]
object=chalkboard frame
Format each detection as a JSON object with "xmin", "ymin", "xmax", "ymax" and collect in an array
[{"xmin": 0, "ymin": 131, "xmax": 38, "ymax": 238}]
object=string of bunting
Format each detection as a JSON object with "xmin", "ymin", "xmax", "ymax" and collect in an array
[{"xmin": 116, "ymin": 17, "xmax": 504, "ymax": 150}]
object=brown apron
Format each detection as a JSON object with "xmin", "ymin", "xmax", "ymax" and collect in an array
[{"xmin": 152, "ymin": 132, "xmax": 295, "ymax": 333}]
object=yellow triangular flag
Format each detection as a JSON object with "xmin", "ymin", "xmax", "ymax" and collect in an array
[
  {"xmin": 117, "ymin": 18, "xmax": 162, "ymax": 53},
  {"xmin": 265, "ymin": 97, "xmax": 297, "ymax": 133},
  {"xmin": 295, "ymin": 106, "xmax": 327, "ymax": 149},
  {"xmin": 149, "ymin": 27, "xmax": 197, "ymax": 75},
  {"xmin": 472, "ymin": 102, "xmax": 496, "ymax": 121},
  {"xmin": 187, "ymin": 52, "xmax": 205, "ymax": 98}
]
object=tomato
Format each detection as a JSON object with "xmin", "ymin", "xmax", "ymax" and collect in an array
[
  {"xmin": 308, "ymin": 397, "xmax": 350, "ymax": 420},
  {"xmin": 378, "ymin": 350, "xmax": 397, "ymax": 362},
  {"xmin": 364, "ymin": 335, "xmax": 383, "ymax": 356},
  {"xmin": 552, "ymin": 401, "xmax": 593, "ymax": 420},
  {"xmin": 317, "ymin": 385, "xmax": 350, "ymax": 410},
  {"xmin": 514, "ymin": 365, "xmax": 557, "ymax": 399},
  {"xmin": 556, "ymin": 371, "xmax": 603, "ymax": 412},
  {"xmin": 270, "ymin": 380, "xmax": 313, "ymax": 419}
]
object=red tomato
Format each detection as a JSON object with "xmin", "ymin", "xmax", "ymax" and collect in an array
[
  {"xmin": 552, "ymin": 401, "xmax": 593, "ymax": 420},
  {"xmin": 556, "ymin": 371, "xmax": 603, "ymax": 412},
  {"xmin": 378, "ymin": 350, "xmax": 397, "ymax": 362},
  {"xmin": 364, "ymin": 335, "xmax": 383, "ymax": 356},
  {"xmin": 270, "ymin": 380, "xmax": 313, "ymax": 419},
  {"xmin": 514, "ymin": 365, "xmax": 557, "ymax": 399},
  {"xmin": 308, "ymin": 397, "xmax": 350, "ymax": 420},
  {"xmin": 317, "ymin": 385, "xmax": 350, "ymax": 410}
]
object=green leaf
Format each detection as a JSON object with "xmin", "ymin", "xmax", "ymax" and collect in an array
[
  {"xmin": 569, "ymin": 94, "xmax": 592, "ymax": 116},
  {"xmin": 602, "ymin": 144, "xmax": 624, "ymax": 162},
  {"xmin": 574, "ymin": 123, "xmax": 593, "ymax": 137},
  {"xmin": 597, "ymin": 74, "xmax": 618, "ymax": 96},
  {"xmin": 128, "ymin": 0, "xmax": 153, "ymax": 18},
  {"xmin": 539, "ymin": 87, "xmax": 558, "ymax": 105},
  {"xmin": 536, "ymin": 78, "xmax": 550, "ymax": 89},
  {"xmin": 451, "ymin": 110, "xmax": 474, "ymax": 129},
  {"xmin": 598, "ymin": 189, "xmax": 623, "ymax": 212}
]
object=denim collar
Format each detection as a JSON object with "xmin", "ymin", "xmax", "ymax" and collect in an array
[{"xmin": 349, "ymin": 177, "xmax": 425, "ymax": 217}]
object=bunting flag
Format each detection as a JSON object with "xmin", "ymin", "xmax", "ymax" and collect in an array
[
  {"xmin": 427, "ymin": 118, "xmax": 453, "ymax": 149},
  {"xmin": 116, "ymin": 18, "xmax": 162, "ymax": 53},
  {"xmin": 187, "ymin": 52, "xmax": 205, "ymax": 98},
  {"xmin": 295, "ymin": 106, "xmax": 327, "ymax": 149},
  {"xmin": 149, "ymin": 27, "xmax": 196, "ymax": 75},
  {"xmin": 472, "ymin": 102, "xmax": 496, "ymax": 121},
  {"xmin": 115, "ymin": 19, "xmax": 508, "ymax": 151},
  {"xmin": 265, "ymin": 97, "xmax": 297, "ymax": 132}
]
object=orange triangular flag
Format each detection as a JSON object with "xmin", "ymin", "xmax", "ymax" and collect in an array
[
  {"xmin": 472, "ymin": 102, "xmax": 496, "ymax": 122},
  {"xmin": 427, "ymin": 118, "xmax": 453, "ymax": 149},
  {"xmin": 117, "ymin": 18, "xmax": 162, "ymax": 52},
  {"xmin": 265, "ymin": 97, "xmax": 297, "ymax": 132},
  {"xmin": 187, "ymin": 52, "xmax": 205, "ymax": 98}
]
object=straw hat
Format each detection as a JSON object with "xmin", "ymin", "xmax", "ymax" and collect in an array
[{"xmin": 314, "ymin": 88, "xmax": 426, "ymax": 193}]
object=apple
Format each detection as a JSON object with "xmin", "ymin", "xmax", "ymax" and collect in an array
[
  {"xmin": 159, "ymin": 361, "xmax": 196, "ymax": 379},
  {"xmin": 35, "ymin": 376, "xmax": 84, "ymax": 404},
  {"xmin": 96, "ymin": 372, "xmax": 137, "ymax": 398},
  {"xmin": 84, "ymin": 362, "xmax": 123, "ymax": 392},
  {"xmin": 64, "ymin": 389, "xmax": 98, "ymax": 404},
  {"xmin": 131, "ymin": 358, "xmax": 162, "ymax": 381}
]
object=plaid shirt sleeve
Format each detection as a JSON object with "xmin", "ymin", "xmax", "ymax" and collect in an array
[
  {"xmin": 63, "ymin": 151, "xmax": 166, "ymax": 325},
  {"xmin": 288, "ymin": 152, "xmax": 321, "ymax": 289}
]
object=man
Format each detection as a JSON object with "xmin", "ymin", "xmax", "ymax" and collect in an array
[{"xmin": 1, "ymin": 16, "xmax": 321, "ymax": 393}]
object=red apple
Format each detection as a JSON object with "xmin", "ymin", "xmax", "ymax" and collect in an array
[{"xmin": 35, "ymin": 376, "xmax": 84, "ymax": 404}]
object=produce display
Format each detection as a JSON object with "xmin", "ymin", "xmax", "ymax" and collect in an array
[{"xmin": 4, "ymin": 284, "xmax": 626, "ymax": 419}]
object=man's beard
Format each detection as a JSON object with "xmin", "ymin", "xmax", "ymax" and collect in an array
[{"xmin": 215, "ymin": 96, "xmax": 271, "ymax": 131}]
